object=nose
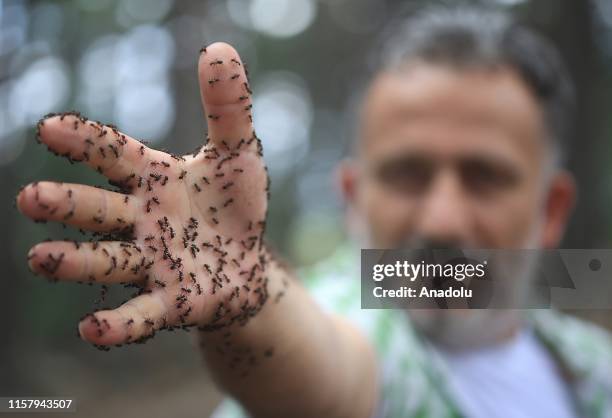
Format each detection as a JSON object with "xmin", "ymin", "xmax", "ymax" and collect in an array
[{"xmin": 415, "ymin": 169, "xmax": 471, "ymax": 246}]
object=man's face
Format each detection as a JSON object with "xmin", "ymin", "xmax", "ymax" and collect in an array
[
  {"xmin": 342, "ymin": 63, "xmax": 575, "ymax": 348},
  {"xmin": 345, "ymin": 64, "xmax": 573, "ymax": 250}
]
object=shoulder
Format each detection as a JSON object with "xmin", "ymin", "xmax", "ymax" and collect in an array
[
  {"xmin": 531, "ymin": 310, "xmax": 612, "ymax": 388},
  {"xmin": 532, "ymin": 310, "xmax": 612, "ymax": 358}
]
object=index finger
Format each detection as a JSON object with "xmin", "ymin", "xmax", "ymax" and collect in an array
[
  {"xmin": 36, "ymin": 113, "xmax": 153, "ymax": 187},
  {"xmin": 198, "ymin": 42, "xmax": 254, "ymax": 148}
]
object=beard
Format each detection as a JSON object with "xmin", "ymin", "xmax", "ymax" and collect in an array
[
  {"xmin": 407, "ymin": 308, "xmax": 524, "ymax": 350},
  {"xmin": 351, "ymin": 209, "xmax": 543, "ymax": 351}
]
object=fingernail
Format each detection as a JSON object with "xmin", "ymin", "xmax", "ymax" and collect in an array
[{"xmin": 27, "ymin": 246, "xmax": 37, "ymax": 272}]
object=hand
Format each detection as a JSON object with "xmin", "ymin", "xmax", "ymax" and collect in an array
[{"xmin": 16, "ymin": 42, "xmax": 273, "ymax": 349}]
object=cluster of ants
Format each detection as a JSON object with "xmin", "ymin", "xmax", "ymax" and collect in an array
[{"xmin": 22, "ymin": 48, "xmax": 289, "ymax": 368}]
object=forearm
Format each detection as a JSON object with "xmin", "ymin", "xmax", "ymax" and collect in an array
[{"xmin": 197, "ymin": 259, "xmax": 377, "ymax": 418}]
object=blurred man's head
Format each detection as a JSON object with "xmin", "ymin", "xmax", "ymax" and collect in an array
[{"xmin": 340, "ymin": 6, "xmax": 577, "ymax": 348}]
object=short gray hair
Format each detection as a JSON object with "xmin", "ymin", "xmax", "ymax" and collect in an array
[{"xmin": 358, "ymin": 5, "xmax": 575, "ymax": 165}]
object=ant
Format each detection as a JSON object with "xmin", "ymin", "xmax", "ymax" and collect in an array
[
  {"xmin": 108, "ymin": 144, "xmax": 119, "ymax": 158},
  {"xmin": 217, "ymin": 156, "xmax": 233, "ymax": 170}
]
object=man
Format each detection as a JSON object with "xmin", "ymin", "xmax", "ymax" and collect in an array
[{"xmin": 16, "ymin": 5, "xmax": 612, "ymax": 418}]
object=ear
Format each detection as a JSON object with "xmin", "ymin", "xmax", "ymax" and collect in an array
[
  {"xmin": 336, "ymin": 158, "xmax": 359, "ymax": 206},
  {"xmin": 541, "ymin": 171, "xmax": 576, "ymax": 248}
]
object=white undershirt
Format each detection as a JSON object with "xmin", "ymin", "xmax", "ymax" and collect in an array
[{"xmin": 435, "ymin": 328, "xmax": 578, "ymax": 418}]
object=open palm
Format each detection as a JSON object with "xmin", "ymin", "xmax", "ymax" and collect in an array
[{"xmin": 17, "ymin": 43, "xmax": 272, "ymax": 348}]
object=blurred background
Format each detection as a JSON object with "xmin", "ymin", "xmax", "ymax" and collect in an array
[{"xmin": 1, "ymin": 0, "xmax": 612, "ymax": 416}]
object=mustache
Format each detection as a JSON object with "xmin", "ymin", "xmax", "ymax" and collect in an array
[{"xmin": 396, "ymin": 237, "xmax": 477, "ymax": 282}]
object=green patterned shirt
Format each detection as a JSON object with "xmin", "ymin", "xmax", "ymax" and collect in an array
[{"xmin": 212, "ymin": 245, "xmax": 612, "ymax": 418}]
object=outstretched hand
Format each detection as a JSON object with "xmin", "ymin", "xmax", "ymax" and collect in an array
[{"xmin": 17, "ymin": 42, "xmax": 275, "ymax": 348}]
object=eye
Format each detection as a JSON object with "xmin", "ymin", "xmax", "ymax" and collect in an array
[
  {"xmin": 374, "ymin": 157, "xmax": 434, "ymax": 195},
  {"xmin": 459, "ymin": 159, "xmax": 520, "ymax": 196}
]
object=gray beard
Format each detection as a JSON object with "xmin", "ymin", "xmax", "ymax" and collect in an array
[
  {"xmin": 407, "ymin": 238, "xmax": 540, "ymax": 350},
  {"xmin": 351, "ymin": 210, "xmax": 543, "ymax": 350},
  {"xmin": 408, "ymin": 309, "xmax": 524, "ymax": 350}
]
